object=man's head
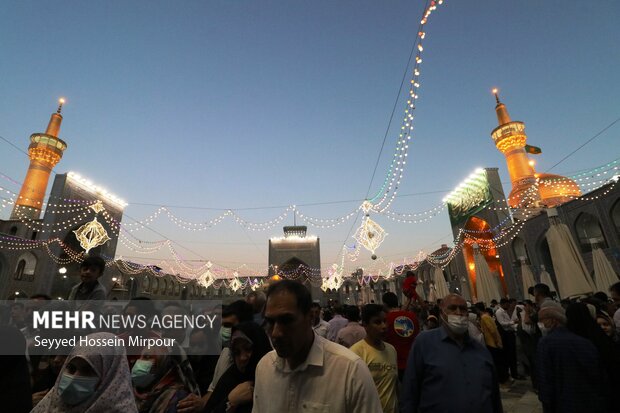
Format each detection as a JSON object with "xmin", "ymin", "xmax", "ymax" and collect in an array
[
  {"xmin": 310, "ymin": 302, "xmax": 322, "ymax": 325},
  {"xmin": 439, "ymin": 294, "xmax": 469, "ymax": 337},
  {"xmin": 332, "ymin": 305, "xmax": 344, "ymax": 316},
  {"xmin": 532, "ymin": 283, "xmax": 552, "ymax": 305},
  {"xmin": 406, "ymin": 270, "xmax": 415, "ymax": 278},
  {"xmin": 361, "ymin": 304, "xmax": 387, "ymax": 342},
  {"xmin": 161, "ymin": 302, "xmax": 188, "ymax": 342},
  {"xmin": 220, "ymin": 300, "xmax": 254, "ymax": 344},
  {"xmin": 263, "ymin": 280, "xmax": 313, "ymax": 360},
  {"xmin": 79, "ymin": 256, "xmax": 106, "ymax": 286},
  {"xmin": 508, "ymin": 298, "xmax": 517, "ymax": 312},
  {"xmin": 222, "ymin": 300, "xmax": 254, "ymax": 327},
  {"xmin": 473, "ymin": 302, "xmax": 486, "ymax": 314},
  {"xmin": 499, "ymin": 298, "xmax": 509, "ymax": 310},
  {"xmin": 382, "ymin": 292, "xmax": 399, "ymax": 309},
  {"xmin": 10, "ymin": 302, "xmax": 25, "ymax": 323},
  {"xmin": 189, "ymin": 327, "xmax": 209, "ymax": 351},
  {"xmin": 122, "ymin": 297, "xmax": 156, "ymax": 333},
  {"xmin": 538, "ymin": 301, "xmax": 566, "ymax": 333},
  {"xmin": 245, "ymin": 291, "xmax": 267, "ymax": 315},
  {"xmin": 344, "ymin": 305, "xmax": 360, "ymax": 323}
]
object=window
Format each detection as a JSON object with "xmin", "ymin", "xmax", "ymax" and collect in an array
[
  {"xmin": 13, "ymin": 252, "xmax": 37, "ymax": 281},
  {"xmin": 512, "ymin": 237, "xmax": 529, "ymax": 261},
  {"xmin": 10, "ymin": 226, "xmax": 18, "ymax": 236},
  {"xmin": 14, "ymin": 260, "xmax": 26, "ymax": 280},
  {"xmin": 31, "ymin": 231, "xmax": 38, "ymax": 240},
  {"xmin": 574, "ymin": 212, "xmax": 608, "ymax": 253}
]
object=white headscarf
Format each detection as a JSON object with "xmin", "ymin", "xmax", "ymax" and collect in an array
[{"xmin": 32, "ymin": 332, "xmax": 138, "ymax": 413}]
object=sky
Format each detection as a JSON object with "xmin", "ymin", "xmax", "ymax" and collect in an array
[{"xmin": 1, "ymin": 0, "xmax": 619, "ymax": 276}]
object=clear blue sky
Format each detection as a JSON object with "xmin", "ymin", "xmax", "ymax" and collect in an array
[{"xmin": 1, "ymin": 1, "xmax": 619, "ymax": 275}]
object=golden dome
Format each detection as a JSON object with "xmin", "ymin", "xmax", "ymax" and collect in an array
[{"xmin": 537, "ymin": 173, "xmax": 581, "ymax": 207}]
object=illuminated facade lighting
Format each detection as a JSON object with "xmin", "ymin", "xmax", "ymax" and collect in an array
[{"xmin": 67, "ymin": 171, "xmax": 128, "ymax": 208}]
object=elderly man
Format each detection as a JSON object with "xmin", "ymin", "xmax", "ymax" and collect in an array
[
  {"xmin": 252, "ymin": 280, "xmax": 382, "ymax": 412},
  {"xmin": 401, "ymin": 294, "xmax": 502, "ymax": 413},
  {"xmin": 536, "ymin": 302, "xmax": 607, "ymax": 413}
]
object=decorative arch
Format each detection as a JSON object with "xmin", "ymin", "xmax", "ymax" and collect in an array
[
  {"xmin": 536, "ymin": 234, "xmax": 555, "ymax": 277},
  {"xmin": 142, "ymin": 275, "xmax": 151, "ymax": 293},
  {"xmin": 279, "ymin": 257, "xmax": 309, "ymax": 277},
  {"xmin": 13, "ymin": 252, "xmax": 37, "ymax": 281},
  {"xmin": 574, "ymin": 212, "xmax": 608, "ymax": 253},
  {"xmin": 462, "ymin": 216, "xmax": 506, "ymax": 297},
  {"xmin": 512, "ymin": 236, "xmax": 529, "ymax": 261}
]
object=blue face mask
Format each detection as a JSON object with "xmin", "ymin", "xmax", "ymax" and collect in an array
[
  {"xmin": 58, "ymin": 373, "xmax": 99, "ymax": 406},
  {"xmin": 131, "ymin": 359, "xmax": 156, "ymax": 389}
]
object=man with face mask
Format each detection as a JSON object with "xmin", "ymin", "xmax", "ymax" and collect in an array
[
  {"xmin": 535, "ymin": 302, "xmax": 607, "ymax": 412},
  {"xmin": 401, "ymin": 294, "xmax": 503, "ymax": 413},
  {"xmin": 177, "ymin": 300, "xmax": 253, "ymax": 413}
]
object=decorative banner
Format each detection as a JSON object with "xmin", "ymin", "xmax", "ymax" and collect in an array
[
  {"xmin": 73, "ymin": 217, "xmax": 111, "ymax": 253},
  {"xmin": 353, "ymin": 216, "xmax": 387, "ymax": 254},
  {"xmin": 89, "ymin": 200, "xmax": 105, "ymax": 214},
  {"xmin": 198, "ymin": 270, "xmax": 215, "ymax": 288},
  {"xmin": 229, "ymin": 278, "xmax": 242, "ymax": 292},
  {"xmin": 445, "ymin": 169, "xmax": 493, "ymax": 225}
]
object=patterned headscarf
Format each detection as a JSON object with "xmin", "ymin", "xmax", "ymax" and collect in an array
[
  {"xmin": 133, "ymin": 344, "xmax": 200, "ymax": 413},
  {"xmin": 32, "ymin": 332, "xmax": 138, "ymax": 413}
]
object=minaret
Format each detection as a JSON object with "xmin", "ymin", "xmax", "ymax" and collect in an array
[
  {"xmin": 490, "ymin": 90, "xmax": 580, "ymax": 208},
  {"xmin": 490, "ymin": 90, "xmax": 539, "ymax": 208},
  {"xmin": 11, "ymin": 99, "xmax": 68, "ymax": 220}
]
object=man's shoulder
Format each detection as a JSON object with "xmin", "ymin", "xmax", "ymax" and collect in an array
[
  {"xmin": 349, "ymin": 339, "xmax": 366, "ymax": 354},
  {"xmin": 388, "ymin": 310, "xmax": 417, "ymax": 321},
  {"xmin": 383, "ymin": 341, "xmax": 397, "ymax": 354},
  {"xmin": 323, "ymin": 337, "xmax": 362, "ymax": 363},
  {"xmin": 543, "ymin": 328, "xmax": 595, "ymax": 347},
  {"xmin": 256, "ymin": 349, "xmax": 277, "ymax": 371},
  {"xmin": 416, "ymin": 327, "xmax": 443, "ymax": 342}
]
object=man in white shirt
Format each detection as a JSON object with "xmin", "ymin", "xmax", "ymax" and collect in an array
[
  {"xmin": 252, "ymin": 280, "xmax": 382, "ymax": 413},
  {"xmin": 336, "ymin": 305, "xmax": 366, "ymax": 348},
  {"xmin": 326, "ymin": 305, "xmax": 348, "ymax": 341},
  {"xmin": 310, "ymin": 302, "xmax": 329, "ymax": 338},
  {"xmin": 495, "ymin": 298, "xmax": 521, "ymax": 380}
]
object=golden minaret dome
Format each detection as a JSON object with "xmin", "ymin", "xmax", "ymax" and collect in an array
[
  {"xmin": 490, "ymin": 90, "xmax": 580, "ymax": 208},
  {"xmin": 10, "ymin": 98, "xmax": 68, "ymax": 220}
]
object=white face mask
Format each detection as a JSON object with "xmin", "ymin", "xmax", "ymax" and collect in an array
[
  {"xmin": 537, "ymin": 322, "xmax": 550, "ymax": 336},
  {"xmin": 444, "ymin": 314, "xmax": 469, "ymax": 335}
]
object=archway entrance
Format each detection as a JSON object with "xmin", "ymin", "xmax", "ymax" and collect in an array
[{"xmin": 463, "ymin": 216, "xmax": 506, "ymax": 298}]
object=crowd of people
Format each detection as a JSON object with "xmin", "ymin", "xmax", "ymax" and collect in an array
[{"xmin": 1, "ymin": 259, "xmax": 620, "ymax": 413}]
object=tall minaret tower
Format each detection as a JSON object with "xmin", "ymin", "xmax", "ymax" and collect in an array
[
  {"xmin": 490, "ymin": 90, "xmax": 580, "ymax": 208},
  {"xmin": 11, "ymin": 99, "xmax": 68, "ymax": 220},
  {"xmin": 490, "ymin": 89, "xmax": 539, "ymax": 208}
]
